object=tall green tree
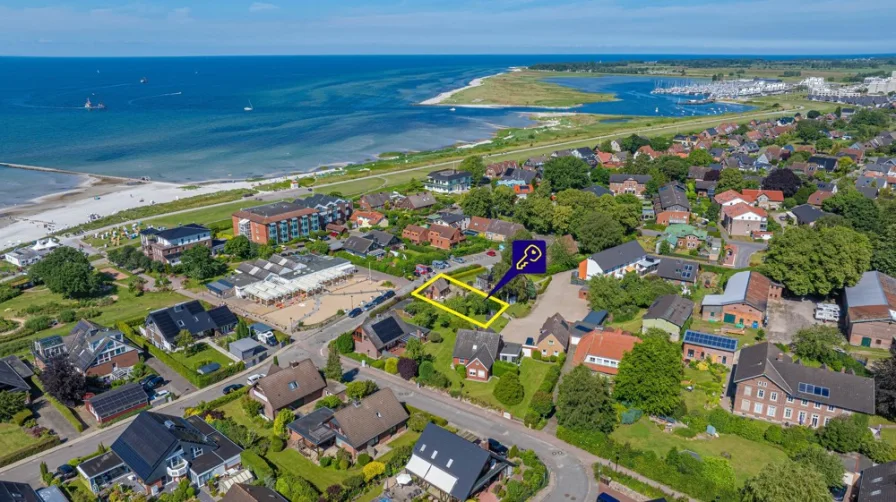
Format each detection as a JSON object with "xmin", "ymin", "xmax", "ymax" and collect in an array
[
  {"xmin": 223, "ymin": 235, "xmax": 255, "ymax": 259},
  {"xmin": 876, "ymin": 344, "xmax": 896, "ymax": 419},
  {"xmin": 324, "ymin": 344, "xmax": 344, "ymax": 382},
  {"xmin": 0, "ymin": 391, "xmax": 26, "ymax": 422},
  {"xmin": 492, "ymin": 186, "xmax": 517, "ymax": 217},
  {"xmin": 587, "ymin": 275, "xmax": 629, "ymax": 313},
  {"xmin": 823, "ymin": 190, "xmax": 882, "ymax": 234},
  {"xmin": 543, "ymin": 157, "xmax": 591, "ymax": 191},
  {"xmin": 556, "ymin": 365, "xmax": 617, "ymax": 433},
  {"xmin": 715, "ymin": 169, "xmax": 746, "ymax": 193},
  {"xmin": 548, "ymin": 238, "xmax": 579, "ymax": 271},
  {"xmin": 513, "ymin": 196, "xmax": 554, "ymax": 234},
  {"xmin": 180, "ymin": 245, "xmax": 226, "ymax": 280},
  {"xmin": 740, "ymin": 461, "xmax": 829, "ymax": 502},
  {"xmin": 687, "ymin": 149, "xmax": 714, "ymax": 166},
  {"xmin": 792, "ymin": 325, "xmax": 845, "ymax": 362},
  {"xmin": 460, "ymin": 187, "xmax": 493, "ymax": 218},
  {"xmin": 29, "ymin": 247, "xmax": 106, "ymax": 299},
  {"xmin": 460, "ymin": 156, "xmax": 486, "ymax": 183},
  {"xmin": 572, "ymin": 212, "xmax": 623, "ymax": 254},
  {"xmin": 793, "ymin": 445, "xmax": 845, "ymax": 489},
  {"xmin": 613, "ymin": 336, "xmax": 683, "ymax": 416}
]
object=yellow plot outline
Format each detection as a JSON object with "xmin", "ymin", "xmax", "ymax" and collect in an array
[{"xmin": 411, "ymin": 273, "xmax": 510, "ymax": 329}]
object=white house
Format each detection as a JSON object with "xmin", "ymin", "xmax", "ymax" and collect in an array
[{"xmin": 576, "ymin": 241, "xmax": 659, "ymax": 280}]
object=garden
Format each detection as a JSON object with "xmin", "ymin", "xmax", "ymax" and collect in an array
[{"xmin": 0, "ymin": 392, "xmax": 61, "ymax": 468}]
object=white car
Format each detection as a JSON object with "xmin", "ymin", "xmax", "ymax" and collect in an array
[
  {"xmin": 247, "ymin": 374, "xmax": 265, "ymax": 386},
  {"xmin": 153, "ymin": 390, "xmax": 170, "ymax": 400}
]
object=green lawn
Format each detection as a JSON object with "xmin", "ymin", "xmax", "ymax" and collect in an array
[
  {"xmin": 681, "ymin": 366, "xmax": 726, "ymax": 413},
  {"xmin": 169, "ymin": 343, "xmax": 235, "ymax": 371},
  {"xmin": 463, "ymin": 357, "xmax": 554, "ymax": 418},
  {"xmin": 322, "ymin": 177, "xmax": 388, "ymax": 197},
  {"xmin": 608, "ymin": 309, "xmax": 646, "ymax": 334},
  {"xmin": 266, "ymin": 449, "xmax": 358, "ymax": 491},
  {"xmin": 880, "ymin": 428, "xmax": 896, "ymax": 448},
  {"xmin": 610, "ymin": 418, "xmax": 789, "ymax": 484},
  {"xmin": 217, "ymin": 399, "xmax": 275, "ymax": 437},
  {"xmin": 143, "ymin": 198, "xmax": 290, "ymax": 229},
  {"xmin": 0, "ymin": 423, "xmax": 39, "ymax": 451}
]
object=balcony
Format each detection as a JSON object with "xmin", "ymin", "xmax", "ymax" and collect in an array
[{"xmin": 167, "ymin": 459, "xmax": 189, "ymax": 478}]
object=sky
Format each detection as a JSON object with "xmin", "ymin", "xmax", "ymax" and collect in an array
[{"xmin": 1, "ymin": 0, "xmax": 894, "ymax": 57}]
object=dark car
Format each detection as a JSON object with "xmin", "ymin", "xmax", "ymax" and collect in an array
[
  {"xmin": 597, "ymin": 494, "xmax": 620, "ymax": 502},
  {"xmin": 487, "ymin": 438, "xmax": 508, "ymax": 456},
  {"xmin": 141, "ymin": 375, "xmax": 164, "ymax": 390},
  {"xmin": 223, "ymin": 384, "xmax": 244, "ymax": 395},
  {"xmin": 348, "ymin": 308, "xmax": 363, "ymax": 318},
  {"xmin": 56, "ymin": 464, "xmax": 76, "ymax": 480},
  {"xmin": 383, "ymin": 290, "xmax": 395, "ymax": 300}
]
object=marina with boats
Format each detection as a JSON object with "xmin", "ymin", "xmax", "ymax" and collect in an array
[{"xmin": 651, "ymin": 77, "xmax": 793, "ymax": 99}]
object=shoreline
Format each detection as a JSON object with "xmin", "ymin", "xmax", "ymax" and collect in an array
[{"xmin": 419, "ymin": 72, "xmax": 503, "ymax": 106}]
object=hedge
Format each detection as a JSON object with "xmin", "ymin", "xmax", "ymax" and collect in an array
[
  {"xmin": 185, "ymin": 386, "xmax": 250, "ymax": 416},
  {"xmin": 493, "ymin": 361, "xmax": 520, "ymax": 378},
  {"xmin": 241, "ymin": 450, "xmax": 275, "ymax": 480},
  {"xmin": 0, "ymin": 434, "xmax": 62, "ymax": 468},
  {"xmin": 538, "ymin": 365, "xmax": 562, "ymax": 393},
  {"xmin": 30, "ymin": 376, "xmax": 85, "ymax": 433},
  {"xmin": 117, "ymin": 322, "xmax": 245, "ymax": 388},
  {"xmin": 405, "ymin": 405, "xmax": 448, "ymax": 427}
]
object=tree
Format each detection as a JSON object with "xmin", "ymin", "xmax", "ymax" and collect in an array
[
  {"xmin": 324, "ymin": 344, "xmax": 343, "ymax": 382},
  {"xmin": 223, "ymin": 235, "xmax": 255, "ymax": 259},
  {"xmin": 334, "ymin": 332, "xmax": 354, "ymax": 354},
  {"xmin": 807, "ymin": 110, "xmax": 821, "ymax": 119},
  {"xmin": 404, "ymin": 337, "xmax": 424, "ymax": 361},
  {"xmin": 492, "ymin": 185, "xmax": 516, "ymax": 217},
  {"xmin": 548, "ymin": 238, "xmax": 579, "ymax": 271},
  {"xmin": 273, "ymin": 409, "xmax": 294, "ymax": 438},
  {"xmin": 0, "ymin": 391, "xmax": 26, "ymax": 422},
  {"xmin": 543, "ymin": 157, "xmax": 591, "ymax": 190},
  {"xmin": 551, "ymin": 205, "xmax": 574, "ymax": 235},
  {"xmin": 175, "ymin": 329, "xmax": 193, "ymax": 350},
  {"xmin": 460, "ymin": 156, "xmax": 486, "ymax": 183},
  {"xmin": 795, "ymin": 119, "xmax": 825, "ymax": 142},
  {"xmin": 529, "ymin": 390, "xmax": 554, "ymax": 418},
  {"xmin": 703, "ymin": 169, "xmax": 721, "ymax": 182},
  {"xmin": 716, "ymin": 169, "xmax": 746, "ymax": 193},
  {"xmin": 794, "ymin": 445, "xmax": 845, "ymax": 489},
  {"xmin": 235, "ymin": 319, "xmax": 250, "ymax": 340},
  {"xmin": 460, "ymin": 187, "xmax": 492, "ymax": 218},
  {"xmin": 513, "ymin": 196, "xmax": 554, "ymax": 234},
  {"xmin": 620, "ymin": 134, "xmax": 651, "ymax": 153},
  {"xmin": 818, "ymin": 414, "xmax": 872, "ymax": 454},
  {"xmin": 40, "ymin": 355, "xmax": 87, "ymax": 406},
  {"xmin": 556, "ymin": 365, "xmax": 616, "ymax": 433},
  {"xmin": 494, "ymin": 373, "xmax": 525, "ymax": 405},
  {"xmin": 587, "ymin": 275, "xmax": 628, "ymax": 314},
  {"xmin": 29, "ymin": 247, "xmax": 105, "ymax": 299},
  {"xmin": 763, "ymin": 226, "xmax": 871, "ymax": 296},
  {"xmin": 257, "ymin": 244, "xmax": 275, "ymax": 260},
  {"xmin": 275, "ymin": 474, "xmax": 320, "ymax": 502},
  {"xmin": 823, "ymin": 191, "xmax": 882, "ymax": 234},
  {"xmin": 740, "ymin": 461, "xmax": 829, "ymax": 502},
  {"xmin": 346, "ymin": 380, "xmax": 378, "ymax": 400},
  {"xmin": 815, "ymin": 137, "xmax": 833, "ymax": 152},
  {"xmin": 762, "ymin": 169, "xmax": 803, "ymax": 198},
  {"xmin": 306, "ymin": 240, "xmax": 330, "ymax": 255},
  {"xmin": 180, "ymin": 245, "xmax": 226, "ymax": 281},
  {"xmin": 573, "ymin": 212, "xmax": 623, "ymax": 254},
  {"xmin": 792, "ymin": 325, "xmax": 845, "ymax": 362},
  {"xmin": 877, "ymin": 346, "xmax": 896, "ymax": 419},
  {"xmin": 397, "ymin": 358, "xmax": 418, "ymax": 380},
  {"xmin": 385, "ymin": 357, "xmax": 399, "ymax": 374},
  {"xmin": 688, "ymin": 149, "xmax": 714, "ymax": 166},
  {"xmin": 653, "ymin": 155, "xmax": 690, "ymax": 182},
  {"xmin": 362, "ymin": 461, "xmax": 386, "ymax": 482},
  {"xmin": 613, "ymin": 336, "xmax": 683, "ymax": 416},
  {"xmin": 705, "ymin": 202, "xmax": 721, "ymax": 222}
]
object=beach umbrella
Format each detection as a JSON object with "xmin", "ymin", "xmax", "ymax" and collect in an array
[{"xmin": 396, "ymin": 473, "xmax": 412, "ymax": 485}]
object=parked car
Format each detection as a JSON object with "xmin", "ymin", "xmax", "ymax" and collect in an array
[
  {"xmin": 56, "ymin": 464, "xmax": 76, "ymax": 480},
  {"xmin": 486, "ymin": 249, "xmax": 497, "ymax": 257},
  {"xmin": 348, "ymin": 308, "xmax": 363, "ymax": 318},
  {"xmin": 223, "ymin": 384, "xmax": 244, "ymax": 395},
  {"xmin": 597, "ymin": 494, "xmax": 620, "ymax": 502},
  {"xmin": 141, "ymin": 375, "xmax": 164, "ymax": 390},
  {"xmin": 487, "ymin": 438, "xmax": 508, "ymax": 456},
  {"xmin": 247, "ymin": 374, "xmax": 265, "ymax": 386},
  {"xmin": 452, "ymin": 256, "xmax": 465, "ymax": 264},
  {"xmin": 153, "ymin": 389, "xmax": 171, "ymax": 400},
  {"xmin": 383, "ymin": 290, "xmax": 395, "ymax": 299}
]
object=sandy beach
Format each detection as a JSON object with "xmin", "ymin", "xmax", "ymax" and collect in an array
[{"xmin": 419, "ymin": 73, "xmax": 502, "ymax": 105}]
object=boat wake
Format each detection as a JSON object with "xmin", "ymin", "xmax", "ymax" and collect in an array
[{"xmin": 127, "ymin": 91, "xmax": 183, "ymax": 105}]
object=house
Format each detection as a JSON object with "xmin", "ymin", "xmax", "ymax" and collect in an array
[
  {"xmin": 232, "ymin": 201, "xmax": 320, "ymax": 245},
  {"xmin": 467, "ymin": 216, "xmax": 493, "ymax": 235},
  {"xmin": 524, "ymin": 313, "xmax": 572, "ymax": 358},
  {"xmin": 722, "ymin": 203, "xmax": 767, "ymax": 237},
  {"xmin": 485, "ymin": 160, "xmax": 517, "ymax": 179},
  {"xmin": 358, "ymin": 192, "xmax": 392, "ymax": 211},
  {"xmin": 0, "ymin": 482, "xmax": 40, "ymax": 502},
  {"xmin": 654, "ymin": 182, "xmax": 690, "ymax": 225},
  {"xmin": 424, "ymin": 277, "xmax": 452, "ymax": 300},
  {"xmin": 405, "ymin": 423, "xmax": 514, "ymax": 501},
  {"xmin": 349, "ymin": 211, "xmax": 388, "ymax": 228},
  {"xmin": 59, "ymin": 320, "xmax": 141, "ymax": 380},
  {"xmin": 289, "ymin": 388, "xmax": 409, "ymax": 458},
  {"xmin": 854, "ymin": 460, "xmax": 896, "ymax": 502},
  {"xmin": 430, "ymin": 212, "xmax": 469, "ymax": 230},
  {"xmin": 341, "ymin": 236, "xmax": 378, "ymax": 257},
  {"xmin": 584, "ymin": 185, "xmax": 612, "ymax": 197},
  {"xmin": 642, "ymin": 295, "xmax": 695, "ymax": 340},
  {"xmin": 714, "ymin": 189, "xmax": 750, "ymax": 207},
  {"xmin": 789, "ymin": 204, "xmax": 829, "ymax": 226},
  {"xmin": 513, "ymin": 184, "xmax": 534, "ymax": 198},
  {"xmin": 426, "ymin": 224, "xmax": 464, "ymax": 250},
  {"xmin": 0, "ymin": 356, "xmax": 32, "ymax": 394},
  {"xmin": 250, "ymin": 359, "xmax": 327, "ymax": 419},
  {"xmin": 701, "ymin": 271, "xmax": 782, "ymax": 328},
  {"xmin": 139, "ymin": 223, "xmax": 212, "ymax": 265},
  {"xmin": 572, "ymin": 147, "xmax": 597, "ymax": 164},
  {"xmin": 497, "ymin": 168, "xmax": 538, "ymax": 187},
  {"xmin": 401, "ymin": 225, "xmax": 430, "ymax": 245},
  {"xmin": 843, "ymin": 271, "xmax": 896, "ymax": 349},
  {"xmin": 221, "ymin": 484, "xmax": 288, "ymax": 502},
  {"xmin": 4, "ymin": 238, "xmax": 61, "ymax": 268},
  {"xmin": 484, "ymin": 219, "xmax": 524, "ymax": 242},
  {"xmin": 394, "ymin": 192, "xmax": 437, "ymax": 211},
  {"xmin": 681, "ymin": 330, "xmax": 738, "ymax": 368},
  {"xmin": 656, "ymin": 258, "xmax": 699, "ymax": 286},
  {"xmin": 688, "ymin": 166, "xmax": 709, "ymax": 180},
  {"xmin": 425, "ymin": 169, "xmax": 472, "ymax": 194},
  {"xmin": 326, "ymin": 224, "xmax": 348, "ymax": 236},
  {"xmin": 635, "ymin": 145, "xmax": 659, "ymax": 160},
  {"xmin": 732, "ymin": 342, "xmax": 875, "ymax": 427},
  {"xmin": 660, "ymin": 224, "xmax": 707, "ymax": 251},
  {"xmin": 453, "ymin": 329, "xmax": 503, "ymax": 381},
  {"xmin": 572, "ymin": 327, "xmax": 640, "ymax": 376},
  {"xmin": 143, "ymin": 301, "xmax": 237, "ymax": 351},
  {"xmin": 85, "ymin": 383, "xmax": 149, "ymax": 424},
  {"xmin": 577, "ymin": 241, "xmax": 658, "ymax": 280},
  {"xmin": 524, "ymin": 155, "xmax": 549, "ymax": 169},
  {"xmin": 741, "ymin": 189, "xmax": 785, "ymax": 210},
  {"xmin": 81, "ymin": 412, "xmax": 242, "ymax": 494},
  {"xmin": 293, "ymin": 194, "xmax": 353, "ymax": 228},
  {"xmin": 808, "ymin": 190, "xmax": 835, "ymax": 207},
  {"xmin": 808, "ymin": 155, "xmax": 838, "ymax": 172},
  {"xmin": 353, "ymin": 312, "xmax": 429, "ymax": 359},
  {"xmin": 228, "ymin": 338, "xmax": 268, "ymax": 366},
  {"xmin": 609, "ymin": 174, "xmax": 652, "ymax": 197},
  {"xmin": 695, "ymin": 180, "xmax": 718, "ymax": 198},
  {"xmin": 789, "ymin": 162, "xmax": 817, "ymax": 177}
]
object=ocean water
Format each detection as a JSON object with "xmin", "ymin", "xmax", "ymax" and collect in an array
[{"xmin": 0, "ymin": 55, "xmax": 752, "ymax": 202}]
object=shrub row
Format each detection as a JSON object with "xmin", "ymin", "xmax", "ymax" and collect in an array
[
  {"xmin": 117, "ymin": 322, "xmax": 245, "ymax": 388},
  {"xmin": 185, "ymin": 386, "xmax": 251, "ymax": 416},
  {"xmin": 240, "ymin": 450, "xmax": 275, "ymax": 481},
  {"xmin": 30, "ymin": 376, "xmax": 85, "ymax": 432},
  {"xmin": 492, "ymin": 361, "xmax": 520, "ymax": 378},
  {"xmin": 405, "ymin": 404, "xmax": 449, "ymax": 427},
  {"xmin": 0, "ymin": 434, "xmax": 62, "ymax": 468}
]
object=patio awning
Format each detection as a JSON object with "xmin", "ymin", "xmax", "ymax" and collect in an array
[{"xmin": 219, "ymin": 469, "xmax": 254, "ymax": 493}]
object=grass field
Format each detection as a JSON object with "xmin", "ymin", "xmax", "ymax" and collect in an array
[
  {"xmin": 169, "ymin": 343, "xmax": 235, "ymax": 371},
  {"xmin": 440, "ymin": 71, "xmax": 616, "ymax": 108},
  {"xmin": 610, "ymin": 417, "xmax": 789, "ymax": 483},
  {"xmin": 608, "ymin": 310, "xmax": 646, "ymax": 334},
  {"xmin": 0, "ymin": 424, "xmax": 39, "ymax": 452},
  {"xmin": 322, "ymin": 176, "xmax": 388, "ymax": 197}
]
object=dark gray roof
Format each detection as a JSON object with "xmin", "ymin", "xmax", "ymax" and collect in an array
[
  {"xmin": 1, "ymin": 355, "xmax": 33, "ymax": 379},
  {"xmin": 428, "ymin": 169, "xmax": 472, "ymax": 181},
  {"xmin": 87, "ymin": 383, "xmax": 148, "ymax": 420},
  {"xmin": 362, "ymin": 230, "xmax": 399, "ymax": 248},
  {"xmin": 146, "ymin": 301, "xmax": 235, "ymax": 341},
  {"xmin": 695, "ymin": 180, "xmax": 717, "ymax": 191},
  {"xmin": 286, "ymin": 407, "xmax": 337, "ymax": 446},
  {"xmin": 360, "ymin": 192, "xmax": 392, "ymax": 209},
  {"xmin": 434, "ymin": 212, "xmax": 466, "ymax": 226},
  {"xmin": 208, "ymin": 305, "xmax": 239, "ymax": 328},
  {"xmin": 343, "ymin": 236, "xmax": 375, "ymax": 255},
  {"xmin": 656, "ymin": 257, "xmax": 699, "ymax": 284},
  {"xmin": 241, "ymin": 201, "xmax": 306, "ymax": 218},
  {"xmin": 790, "ymin": 204, "xmax": 829, "ymax": 225},
  {"xmin": 361, "ymin": 312, "xmax": 429, "ymax": 350},
  {"xmin": 588, "ymin": 240, "xmax": 647, "ymax": 271},
  {"xmin": 857, "ymin": 461, "xmax": 896, "ymax": 502},
  {"xmin": 186, "ymin": 416, "xmax": 243, "ymax": 475},
  {"xmin": 584, "ymin": 185, "xmax": 611, "ymax": 197},
  {"xmin": 644, "ymin": 295, "xmax": 694, "ymax": 328},
  {"xmin": 66, "ymin": 320, "xmax": 136, "ymax": 372},
  {"xmin": 609, "ymin": 174, "xmax": 652, "ymax": 184},
  {"xmin": 656, "ymin": 183, "xmax": 690, "ymax": 211},
  {"xmin": 77, "ymin": 451, "xmax": 125, "ymax": 478},
  {"xmin": 0, "ymin": 358, "xmax": 31, "ymax": 393},
  {"xmin": 733, "ymin": 342, "xmax": 875, "ymax": 414},
  {"xmin": 294, "ymin": 194, "xmax": 347, "ymax": 210},
  {"xmin": 582, "ymin": 310, "xmax": 608, "ymax": 326},
  {"xmin": 141, "ymin": 223, "xmax": 209, "ymax": 241},
  {"xmin": 453, "ymin": 330, "xmax": 501, "ymax": 370},
  {"xmin": 112, "ymin": 412, "xmax": 216, "ymax": 483},
  {"xmin": 538, "ymin": 313, "xmax": 572, "ymax": 348},
  {"xmin": 500, "ymin": 168, "xmax": 537, "ymax": 184},
  {"xmin": 0, "ymin": 481, "xmax": 41, "ymax": 502},
  {"xmin": 858, "ymin": 186, "xmax": 880, "ymax": 200},
  {"xmin": 221, "ymin": 484, "xmax": 289, "ymax": 502},
  {"xmin": 808, "ymin": 155, "xmax": 838, "ymax": 171}
]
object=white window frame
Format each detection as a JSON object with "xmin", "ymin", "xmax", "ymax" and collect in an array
[
  {"xmin": 767, "ymin": 405, "xmax": 777, "ymax": 417},
  {"xmin": 754, "ymin": 402, "xmax": 763, "ymax": 414},
  {"xmin": 741, "ymin": 399, "xmax": 751, "ymax": 411},
  {"xmin": 784, "ymin": 408, "xmax": 793, "ymax": 420},
  {"xmin": 769, "ymin": 392, "xmax": 778, "ymax": 402},
  {"xmin": 757, "ymin": 389, "xmax": 765, "ymax": 399},
  {"xmin": 744, "ymin": 386, "xmax": 752, "ymax": 397}
]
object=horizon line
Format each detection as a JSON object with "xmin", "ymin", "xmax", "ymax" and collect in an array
[{"xmin": 2, "ymin": 52, "xmax": 895, "ymax": 59}]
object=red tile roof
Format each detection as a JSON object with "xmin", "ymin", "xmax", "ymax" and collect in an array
[
  {"xmin": 714, "ymin": 190, "xmax": 747, "ymax": 205},
  {"xmin": 572, "ymin": 328, "xmax": 640, "ymax": 375},
  {"xmin": 741, "ymin": 189, "xmax": 785, "ymax": 203},
  {"xmin": 723, "ymin": 202, "xmax": 767, "ymax": 219}
]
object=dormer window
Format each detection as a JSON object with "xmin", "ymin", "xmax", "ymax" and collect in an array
[
  {"xmin": 288, "ymin": 381, "xmax": 298, "ymax": 390},
  {"xmin": 177, "ymin": 320, "xmax": 185, "ymax": 327}
]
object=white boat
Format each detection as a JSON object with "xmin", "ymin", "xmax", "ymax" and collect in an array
[
  {"xmin": 244, "ymin": 100, "xmax": 254, "ymax": 112},
  {"xmin": 655, "ymin": 107, "xmax": 659, "ymax": 113},
  {"xmin": 449, "ymin": 107, "xmax": 456, "ymax": 112}
]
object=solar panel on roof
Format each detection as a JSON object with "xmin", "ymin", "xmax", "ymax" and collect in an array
[
  {"xmin": 683, "ymin": 330, "xmax": 738, "ymax": 352},
  {"xmin": 89, "ymin": 384, "xmax": 148, "ymax": 419}
]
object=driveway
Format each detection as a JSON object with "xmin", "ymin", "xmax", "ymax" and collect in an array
[
  {"xmin": 146, "ymin": 357, "xmax": 195, "ymax": 397},
  {"xmin": 501, "ymin": 271, "xmax": 590, "ymax": 345},
  {"xmin": 766, "ymin": 297, "xmax": 820, "ymax": 344},
  {"xmin": 32, "ymin": 397, "xmax": 79, "ymax": 441}
]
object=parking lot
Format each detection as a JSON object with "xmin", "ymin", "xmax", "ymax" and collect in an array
[
  {"xmin": 766, "ymin": 297, "xmax": 822, "ymax": 343},
  {"xmin": 501, "ymin": 272, "xmax": 590, "ymax": 345}
]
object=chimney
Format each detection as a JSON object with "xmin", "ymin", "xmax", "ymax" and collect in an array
[
  {"xmin": 775, "ymin": 352, "xmax": 784, "ymax": 361},
  {"xmin": 290, "ymin": 360, "xmax": 300, "ymax": 368}
]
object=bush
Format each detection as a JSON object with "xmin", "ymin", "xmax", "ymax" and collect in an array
[
  {"xmin": 539, "ymin": 365, "xmax": 562, "ymax": 393},
  {"xmin": 334, "ymin": 332, "xmax": 354, "ymax": 354},
  {"xmin": 385, "ymin": 358, "xmax": 399, "ymax": 374},
  {"xmin": 493, "ymin": 373, "xmax": 525, "ymax": 406},
  {"xmin": 12, "ymin": 408, "xmax": 33, "ymax": 426},
  {"xmin": 493, "ymin": 361, "xmax": 520, "ymax": 377},
  {"xmin": 241, "ymin": 451, "xmax": 274, "ymax": 480},
  {"xmin": 320, "ymin": 456, "xmax": 333, "ymax": 468},
  {"xmin": 0, "ymin": 435, "xmax": 61, "ymax": 468},
  {"xmin": 362, "ymin": 461, "xmax": 386, "ymax": 482},
  {"xmin": 58, "ymin": 309, "xmax": 77, "ymax": 323},
  {"xmin": 357, "ymin": 453, "xmax": 372, "ymax": 467},
  {"xmin": 409, "ymin": 413, "xmax": 431, "ymax": 432},
  {"xmin": 531, "ymin": 351, "xmax": 542, "ymax": 361},
  {"xmin": 24, "ymin": 316, "xmax": 52, "ymax": 332},
  {"xmin": 269, "ymin": 436, "xmax": 284, "ymax": 453},
  {"xmin": 673, "ymin": 427, "xmax": 698, "ymax": 438},
  {"xmin": 621, "ymin": 408, "xmax": 643, "ymax": 425},
  {"xmin": 398, "ymin": 357, "xmax": 418, "ymax": 380},
  {"xmin": 429, "ymin": 332, "xmax": 442, "ymax": 343},
  {"xmin": 371, "ymin": 359, "xmax": 386, "ymax": 370},
  {"xmin": 455, "ymin": 364, "xmax": 467, "ymax": 380}
]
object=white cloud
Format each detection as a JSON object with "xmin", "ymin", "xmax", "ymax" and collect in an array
[{"xmin": 249, "ymin": 2, "xmax": 279, "ymax": 12}]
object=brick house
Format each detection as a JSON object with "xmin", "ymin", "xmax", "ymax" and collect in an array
[
  {"xmin": 721, "ymin": 203, "xmax": 767, "ymax": 236},
  {"xmin": 424, "ymin": 277, "xmax": 451, "ymax": 300},
  {"xmin": 523, "ymin": 313, "xmax": 572, "ymax": 358},
  {"xmin": 741, "ymin": 189, "xmax": 785, "ymax": 210},
  {"xmin": 844, "ymin": 271, "xmax": 896, "ymax": 349},
  {"xmin": 250, "ymin": 359, "xmax": 327, "ymax": 420},
  {"xmin": 452, "ymin": 329, "xmax": 504, "ymax": 382},
  {"xmin": 654, "ymin": 182, "xmax": 690, "ymax": 225},
  {"xmin": 609, "ymin": 174, "xmax": 652, "ymax": 197},
  {"xmin": 143, "ymin": 301, "xmax": 238, "ymax": 352},
  {"xmin": 139, "ymin": 223, "xmax": 212, "ymax": 265},
  {"xmin": 401, "ymin": 225, "xmax": 429, "ymax": 245},
  {"xmin": 701, "ymin": 271, "xmax": 782, "ymax": 328},
  {"xmin": 353, "ymin": 313, "xmax": 429, "ymax": 359},
  {"xmin": 292, "ymin": 194, "xmax": 353, "ymax": 229},
  {"xmin": 426, "ymin": 224, "xmax": 464, "ymax": 250},
  {"xmin": 572, "ymin": 327, "xmax": 640, "ymax": 376},
  {"xmin": 467, "ymin": 216, "xmax": 493, "ymax": 236},
  {"xmin": 358, "ymin": 192, "xmax": 392, "ymax": 211},
  {"xmin": 394, "ymin": 192, "xmax": 437, "ymax": 211},
  {"xmin": 37, "ymin": 320, "xmax": 141, "ymax": 380},
  {"xmin": 232, "ymin": 201, "xmax": 320, "ymax": 245},
  {"xmin": 485, "ymin": 161, "xmax": 518, "ymax": 179},
  {"xmin": 85, "ymin": 383, "xmax": 149, "ymax": 424},
  {"xmin": 732, "ymin": 342, "xmax": 875, "ymax": 428},
  {"xmin": 681, "ymin": 330, "xmax": 738, "ymax": 368}
]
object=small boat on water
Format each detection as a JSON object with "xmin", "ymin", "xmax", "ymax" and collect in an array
[
  {"xmin": 449, "ymin": 107, "xmax": 456, "ymax": 112},
  {"xmin": 244, "ymin": 100, "xmax": 254, "ymax": 112},
  {"xmin": 140, "ymin": 77, "xmax": 148, "ymax": 84},
  {"xmin": 655, "ymin": 107, "xmax": 659, "ymax": 113},
  {"xmin": 84, "ymin": 97, "xmax": 106, "ymax": 111}
]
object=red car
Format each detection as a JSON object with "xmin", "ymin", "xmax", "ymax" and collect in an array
[{"xmin": 486, "ymin": 249, "xmax": 497, "ymax": 257}]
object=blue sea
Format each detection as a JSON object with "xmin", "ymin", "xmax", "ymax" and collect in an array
[{"xmin": 0, "ymin": 55, "xmax": 752, "ymax": 202}]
